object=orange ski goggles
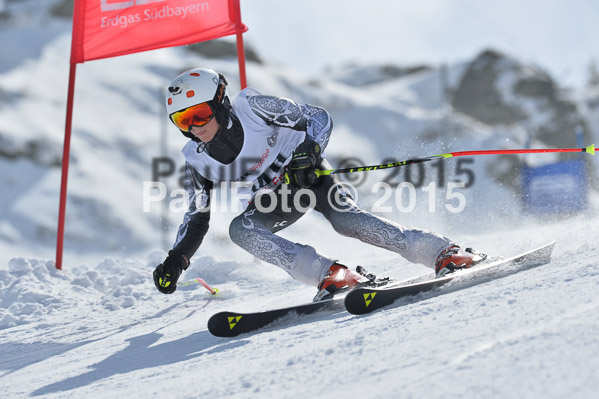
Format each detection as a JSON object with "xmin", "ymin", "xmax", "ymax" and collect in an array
[{"xmin": 169, "ymin": 102, "xmax": 214, "ymax": 131}]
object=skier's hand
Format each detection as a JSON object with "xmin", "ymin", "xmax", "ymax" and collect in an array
[
  {"xmin": 153, "ymin": 250, "xmax": 189, "ymax": 294},
  {"xmin": 287, "ymin": 140, "xmax": 322, "ymax": 188}
]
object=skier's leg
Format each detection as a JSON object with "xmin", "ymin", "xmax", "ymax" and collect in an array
[
  {"xmin": 229, "ymin": 186, "xmax": 335, "ymax": 286},
  {"xmin": 312, "ymin": 160, "xmax": 453, "ymax": 269}
]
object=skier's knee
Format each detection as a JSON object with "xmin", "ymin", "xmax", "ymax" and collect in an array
[{"xmin": 329, "ymin": 210, "xmax": 362, "ymax": 238}]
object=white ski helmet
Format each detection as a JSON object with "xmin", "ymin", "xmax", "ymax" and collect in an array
[{"xmin": 165, "ymin": 67, "xmax": 229, "ymax": 138}]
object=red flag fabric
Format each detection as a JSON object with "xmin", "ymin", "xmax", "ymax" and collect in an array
[{"xmin": 71, "ymin": 0, "xmax": 247, "ymax": 63}]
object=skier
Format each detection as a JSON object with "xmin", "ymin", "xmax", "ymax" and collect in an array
[{"xmin": 153, "ymin": 67, "xmax": 484, "ymax": 300}]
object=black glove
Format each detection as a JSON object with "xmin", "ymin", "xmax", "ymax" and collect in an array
[
  {"xmin": 153, "ymin": 250, "xmax": 189, "ymax": 294},
  {"xmin": 287, "ymin": 140, "xmax": 322, "ymax": 188}
]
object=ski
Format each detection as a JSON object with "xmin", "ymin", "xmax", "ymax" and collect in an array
[
  {"xmin": 344, "ymin": 241, "xmax": 556, "ymax": 315},
  {"xmin": 207, "ymin": 275, "xmax": 392, "ymax": 337},
  {"xmin": 207, "ymin": 297, "xmax": 345, "ymax": 337},
  {"xmin": 207, "ymin": 242, "xmax": 555, "ymax": 336}
]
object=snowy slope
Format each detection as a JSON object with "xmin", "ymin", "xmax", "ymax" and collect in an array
[
  {"xmin": 1, "ymin": 1, "xmax": 599, "ymax": 398},
  {"xmin": 1, "ymin": 218, "xmax": 599, "ymax": 398}
]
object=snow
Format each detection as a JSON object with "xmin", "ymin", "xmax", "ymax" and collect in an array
[
  {"xmin": 1, "ymin": 1, "xmax": 599, "ymax": 398},
  {"xmin": 1, "ymin": 219, "xmax": 599, "ymax": 398}
]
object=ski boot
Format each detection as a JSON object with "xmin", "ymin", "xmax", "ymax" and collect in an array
[
  {"xmin": 313, "ymin": 263, "xmax": 366, "ymax": 302},
  {"xmin": 435, "ymin": 245, "xmax": 487, "ymax": 278}
]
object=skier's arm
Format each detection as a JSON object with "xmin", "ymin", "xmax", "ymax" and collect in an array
[
  {"xmin": 247, "ymin": 95, "xmax": 333, "ymax": 150},
  {"xmin": 172, "ymin": 163, "xmax": 212, "ymax": 259},
  {"xmin": 153, "ymin": 163, "xmax": 212, "ymax": 294}
]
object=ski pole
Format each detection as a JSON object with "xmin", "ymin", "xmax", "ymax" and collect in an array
[
  {"xmin": 284, "ymin": 144, "xmax": 595, "ymax": 182},
  {"xmin": 179, "ymin": 277, "xmax": 219, "ymax": 295}
]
